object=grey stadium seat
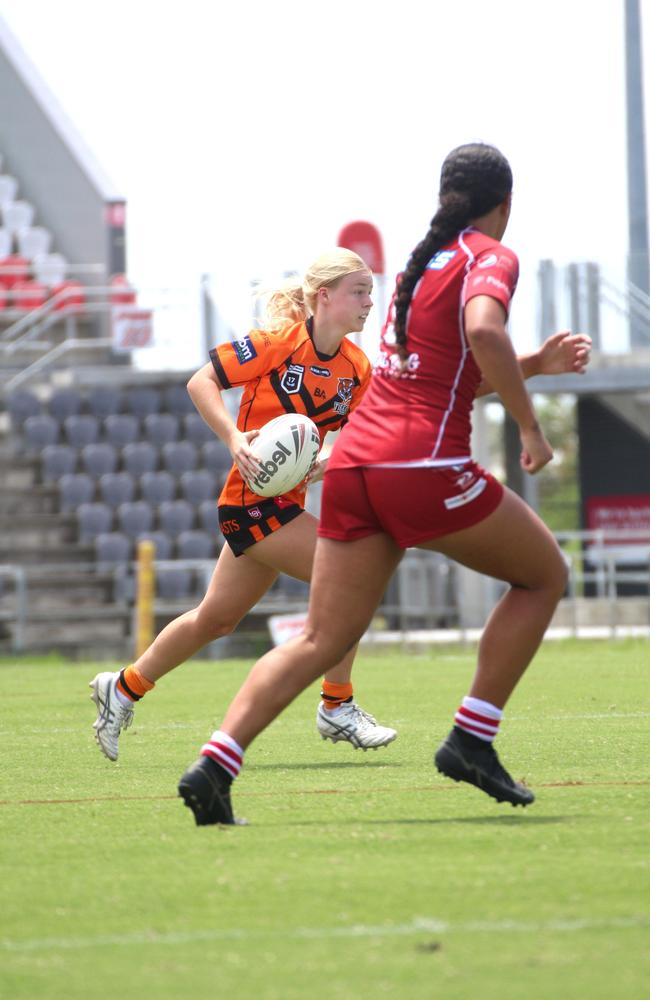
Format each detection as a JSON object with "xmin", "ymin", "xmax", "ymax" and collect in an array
[
  {"xmin": 163, "ymin": 384, "xmax": 195, "ymax": 416},
  {"xmin": 41, "ymin": 443, "xmax": 77, "ymax": 482},
  {"xmin": 58, "ymin": 473, "xmax": 95, "ymax": 511},
  {"xmin": 122, "ymin": 441, "xmax": 158, "ymax": 476},
  {"xmin": 182, "ymin": 413, "xmax": 216, "ymax": 445},
  {"xmin": 94, "ymin": 531, "xmax": 132, "ymax": 566},
  {"xmin": 179, "ymin": 469, "xmax": 218, "ymax": 505},
  {"xmin": 143, "ymin": 412, "xmax": 180, "ymax": 447},
  {"xmin": 49, "ymin": 388, "xmax": 83, "ymax": 422},
  {"xmin": 116, "ymin": 501, "xmax": 155, "ymax": 539},
  {"xmin": 126, "ymin": 387, "xmax": 161, "ymax": 419},
  {"xmin": 81, "ymin": 443, "xmax": 119, "ymax": 477},
  {"xmin": 158, "ymin": 499, "xmax": 194, "ymax": 537},
  {"xmin": 98, "ymin": 472, "xmax": 136, "ymax": 508},
  {"xmin": 176, "ymin": 529, "xmax": 216, "ymax": 560},
  {"xmin": 198, "ymin": 499, "xmax": 220, "ymax": 536},
  {"xmin": 63, "ymin": 414, "xmax": 100, "ymax": 448},
  {"xmin": 200, "ymin": 439, "xmax": 232, "ymax": 473},
  {"xmin": 104, "ymin": 414, "xmax": 140, "ymax": 448},
  {"xmin": 157, "ymin": 567, "xmax": 194, "ymax": 599},
  {"xmin": 7, "ymin": 389, "xmax": 42, "ymax": 427},
  {"xmin": 77, "ymin": 502, "xmax": 113, "ymax": 541},
  {"xmin": 136, "ymin": 530, "xmax": 173, "ymax": 560},
  {"xmin": 24, "ymin": 414, "xmax": 59, "ymax": 451},
  {"xmin": 161, "ymin": 440, "xmax": 198, "ymax": 475},
  {"xmin": 140, "ymin": 470, "xmax": 176, "ymax": 505},
  {"xmin": 87, "ymin": 386, "xmax": 123, "ymax": 419}
]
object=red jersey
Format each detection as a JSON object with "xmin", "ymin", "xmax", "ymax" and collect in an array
[
  {"xmin": 210, "ymin": 318, "xmax": 371, "ymax": 507},
  {"xmin": 329, "ymin": 228, "xmax": 518, "ymax": 469}
]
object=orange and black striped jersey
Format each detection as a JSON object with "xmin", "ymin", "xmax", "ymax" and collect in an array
[{"xmin": 209, "ymin": 318, "xmax": 371, "ymax": 509}]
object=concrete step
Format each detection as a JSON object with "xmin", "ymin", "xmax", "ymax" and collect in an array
[
  {"xmin": 0, "ymin": 513, "xmax": 77, "ymax": 549},
  {"xmin": 0, "ymin": 485, "xmax": 59, "ymax": 516}
]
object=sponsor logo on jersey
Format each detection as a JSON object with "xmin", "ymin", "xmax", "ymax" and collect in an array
[
  {"xmin": 247, "ymin": 507, "xmax": 262, "ymax": 519},
  {"xmin": 477, "ymin": 253, "xmax": 498, "ymax": 269},
  {"xmin": 333, "ymin": 377, "xmax": 355, "ymax": 415},
  {"xmin": 427, "ymin": 250, "xmax": 457, "ymax": 270},
  {"xmin": 249, "ymin": 441, "xmax": 291, "ymax": 492},
  {"xmin": 233, "ymin": 335, "xmax": 257, "ymax": 364},
  {"xmin": 280, "ymin": 364, "xmax": 305, "ymax": 394},
  {"xmin": 310, "ymin": 365, "xmax": 331, "ymax": 377}
]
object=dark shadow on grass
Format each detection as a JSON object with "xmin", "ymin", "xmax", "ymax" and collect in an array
[
  {"xmin": 260, "ymin": 814, "xmax": 577, "ymax": 828},
  {"xmin": 251, "ymin": 760, "xmax": 403, "ymax": 771}
]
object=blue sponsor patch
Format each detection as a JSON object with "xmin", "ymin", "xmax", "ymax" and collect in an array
[
  {"xmin": 427, "ymin": 250, "xmax": 457, "ymax": 270},
  {"xmin": 233, "ymin": 335, "xmax": 257, "ymax": 364}
]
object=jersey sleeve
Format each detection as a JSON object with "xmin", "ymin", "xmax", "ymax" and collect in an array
[
  {"xmin": 462, "ymin": 246, "xmax": 519, "ymax": 316},
  {"xmin": 209, "ymin": 329, "xmax": 284, "ymax": 389}
]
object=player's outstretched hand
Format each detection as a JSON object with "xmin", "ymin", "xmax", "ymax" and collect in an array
[
  {"xmin": 538, "ymin": 331, "xmax": 592, "ymax": 376},
  {"xmin": 520, "ymin": 425, "xmax": 553, "ymax": 474}
]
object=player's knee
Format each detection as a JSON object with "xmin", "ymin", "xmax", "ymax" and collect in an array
[{"xmin": 193, "ymin": 607, "xmax": 238, "ymax": 643}]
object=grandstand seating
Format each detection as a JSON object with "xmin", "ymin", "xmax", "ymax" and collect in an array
[
  {"xmin": 158, "ymin": 499, "xmax": 194, "ymax": 537},
  {"xmin": 140, "ymin": 470, "xmax": 176, "ymax": 504},
  {"xmin": 143, "ymin": 412, "xmax": 179, "ymax": 446},
  {"xmin": 137, "ymin": 530, "xmax": 173, "ymax": 561},
  {"xmin": 122, "ymin": 441, "xmax": 158, "ymax": 475},
  {"xmin": 87, "ymin": 386, "xmax": 123, "ymax": 419},
  {"xmin": 41, "ymin": 443, "xmax": 77, "ymax": 481},
  {"xmin": 200, "ymin": 439, "xmax": 231, "ymax": 473},
  {"xmin": 183, "ymin": 413, "xmax": 216, "ymax": 445},
  {"xmin": 80, "ymin": 443, "xmax": 119, "ymax": 476},
  {"xmin": 94, "ymin": 531, "xmax": 132, "ymax": 566},
  {"xmin": 2, "ymin": 200, "xmax": 34, "ymax": 233},
  {"xmin": 24, "ymin": 414, "xmax": 59, "ymax": 450},
  {"xmin": 104, "ymin": 414, "xmax": 140, "ymax": 447},
  {"xmin": 116, "ymin": 500, "xmax": 155, "ymax": 539},
  {"xmin": 49, "ymin": 388, "xmax": 83, "ymax": 421},
  {"xmin": 17, "ymin": 226, "xmax": 52, "ymax": 259},
  {"xmin": 161, "ymin": 440, "xmax": 198, "ymax": 475},
  {"xmin": 98, "ymin": 472, "xmax": 136, "ymax": 507},
  {"xmin": 177, "ymin": 529, "xmax": 216, "ymax": 560},
  {"xmin": 7, "ymin": 388, "xmax": 41, "ymax": 427},
  {"xmin": 157, "ymin": 567, "xmax": 194, "ymax": 600},
  {"xmin": 32, "ymin": 252, "xmax": 67, "ymax": 288},
  {"xmin": 163, "ymin": 384, "xmax": 194, "ymax": 416},
  {"xmin": 179, "ymin": 469, "xmax": 217, "ymax": 505},
  {"xmin": 63, "ymin": 414, "xmax": 100, "ymax": 448},
  {"xmin": 58, "ymin": 472, "xmax": 95, "ymax": 511},
  {"xmin": 127, "ymin": 387, "xmax": 161, "ymax": 419},
  {"xmin": 77, "ymin": 502, "xmax": 113, "ymax": 541},
  {"xmin": 0, "ymin": 174, "xmax": 18, "ymax": 204},
  {"xmin": 0, "ymin": 227, "xmax": 11, "ymax": 258},
  {"xmin": 198, "ymin": 499, "xmax": 220, "ymax": 535}
]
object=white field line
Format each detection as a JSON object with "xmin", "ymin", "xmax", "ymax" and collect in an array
[{"xmin": 2, "ymin": 915, "xmax": 649, "ymax": 953}]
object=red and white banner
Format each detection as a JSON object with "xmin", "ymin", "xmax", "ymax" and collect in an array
[
  {"xmin": 586, "ymin": 495, "xmax": 650, "ymax": 541},
  {"xmin": 111, "ymin": 306, "xmax": 153, "ymax": 351},
  {"xmin": 337, "ymin": 220, "xmax": 385, "ymax": 274}
]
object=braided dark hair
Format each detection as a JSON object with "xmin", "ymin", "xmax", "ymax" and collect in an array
[{"xmin": 393, "ymin": 143, "xmax": 513, "ymax": 357}]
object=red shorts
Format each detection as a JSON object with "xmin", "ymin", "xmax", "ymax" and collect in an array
[{"xmin": 319, "ymin": 462, "xmax": 503, "ymax": 548}]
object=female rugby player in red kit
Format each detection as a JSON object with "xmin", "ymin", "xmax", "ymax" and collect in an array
[{"xmin": 177, "ymin": 142, "xmax": 591, "ymax": 823}]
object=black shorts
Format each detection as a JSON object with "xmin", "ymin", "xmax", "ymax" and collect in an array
[{"xmin": 218, "ymin": 498, "xmax": 304, "ymax": 557}]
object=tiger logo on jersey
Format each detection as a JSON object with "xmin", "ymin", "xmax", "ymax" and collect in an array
[{"xmin": 334, "ymin": 377, "xmax": 355, "ymax": 416}]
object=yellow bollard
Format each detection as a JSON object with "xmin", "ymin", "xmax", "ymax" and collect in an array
[{"xmin": 134, "ymin": 538, "xmax": 155, "ymax": 659}]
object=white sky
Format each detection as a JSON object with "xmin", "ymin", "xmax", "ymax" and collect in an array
[{"xmin": 1, "ymin": 0, "xmax": 649, "ymax": 367}]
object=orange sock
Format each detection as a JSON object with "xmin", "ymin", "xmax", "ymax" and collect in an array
[
  {"xmin": 320, "ymin": 680, "xmax": 353, "ymax": 711},
  {"xmin": 116, "ymin": 665, "xmax": 155, "ymax": 702}
]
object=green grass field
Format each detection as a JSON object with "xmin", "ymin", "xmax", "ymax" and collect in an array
[{"xmin": 1, "ymin": 640, "xmax": 649, "ymax": 1000}]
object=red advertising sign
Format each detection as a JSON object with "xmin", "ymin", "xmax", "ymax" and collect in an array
[
  {"xmin": 337, "ymin": 220, "xmax": 385, "ymax": 274},
  {"xmin": 585, "ymin": 494, "xmax": 650, "ymax": 543}
]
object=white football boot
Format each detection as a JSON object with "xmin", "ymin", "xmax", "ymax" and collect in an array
[
  {"xmin": 89, "ymin": 671, "xmax": 134, "ymax": 761},
  {"xmin": 317, "ymin": 701, "xmax": 397, "ymax": 750}
]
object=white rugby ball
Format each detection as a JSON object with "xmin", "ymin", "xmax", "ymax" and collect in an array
[{"xmin": 246, "ymin": 413, "xmax": 320, "ymax": 498}]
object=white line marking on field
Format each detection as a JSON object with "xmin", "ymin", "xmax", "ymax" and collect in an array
[{"xmin": 2, "ymin": 915, "xmax": 649, "ymax": 953}]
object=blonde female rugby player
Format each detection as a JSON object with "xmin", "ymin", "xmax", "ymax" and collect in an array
[
  {"xmin": 90, "ymin": 249, "xmax": 398, "ymax": 760},
  {"xmin": 177, "ymin": 143, "xmax": 592, "ymax": 824}
]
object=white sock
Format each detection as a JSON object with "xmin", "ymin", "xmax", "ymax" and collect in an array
[
  {"xmin": 454, "ymin": 696, "xmax": 502, "ymax": 743},
  {"xmin": 200, "ymin": 730, "xmax": 244, "ymax": 779}
]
